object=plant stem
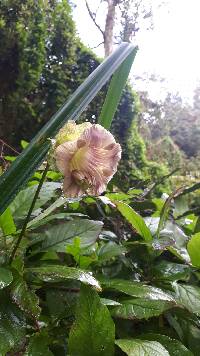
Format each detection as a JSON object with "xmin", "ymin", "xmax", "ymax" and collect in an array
[{"xmin": 9, "ymin": 162, "xmax": 49, "ymax": 263}]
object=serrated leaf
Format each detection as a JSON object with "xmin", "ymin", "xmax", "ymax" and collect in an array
[
  {"xmin": 10, "ymin": 272, "xmax": 40, "ymax": 319},
  {"xmin": 0, "ymin": 292, "xmax": 26, "ymax": 355},
  {"xmin": 10, "ymin": 182, "xmax": 61, "ymax": 220},
  {"xmin": 116, "ymin": 202, "xmax": 152, "ymax": 241},
  {"xmin": 111, "ymin": 298, "xmax": 175, "ymax": 320},
  {"xmin": 0, "ymin": 267, "xmax": 13, "ymax": 289},
  {"xmin": 0, "ymin": 208, "xmax": 16, "ymax": 235},
  {"xmin": 115, "ymin": 339, "xmax": 169, "ymax": 356},
  {"xmin": 187, "ymin": 232, "xmax": 200, "ymax": 267},
  {"xmin": 101, "ymin": 279, "xmax": 175, "ymax": 302},
  {"xmin": 26, "ymin": 265, "xmax": 101, "ymax": 291},
  {"xmin": 31, "ymin": 219, "xmax": 103, "ymax": 252},
  {"xmin": 25, "ymin": 333, "xmax": 53, "ymax": 356},
  {"xmin": 69, "ymin": 285, "xmax": 115, "ymax": 356},
  {"xmin": 169, "ymin": 309, "xmax": 200, "ymax": 355},
  {"xmin": 100, "ymin": 298, "xmax": 121, "ymax": 306},
  {"xmin": 152, "ymin": 261, "xmax": 190, "ymax": 281},
  {"xmin": 139, "ymin": 333, "xmax": 193, "ymax": 355},
  {"xmin": 173, "ymin": 283, "xmax": 200, "ymax": 316}
]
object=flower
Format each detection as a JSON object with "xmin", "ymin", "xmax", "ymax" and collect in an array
[{"xmin": 55, "ymin": 121, "xmax": 121, "ymax": 197}]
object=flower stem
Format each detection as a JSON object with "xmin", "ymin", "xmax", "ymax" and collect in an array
[{"xmin": 9, "ymin": 162, "xmax": 49, "ymax": 263}]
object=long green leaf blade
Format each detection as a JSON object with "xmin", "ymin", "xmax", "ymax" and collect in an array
[
  {"xmin": 98, "ymin": 46, "xmax": 138, "ymax": 129},
  {"xmin": 0, "ymin": 43, "xmax": 136, "ymax": 214},
  {"xmin": 116, "ymin": 201, "xmax": 152, "ymax": 241}
]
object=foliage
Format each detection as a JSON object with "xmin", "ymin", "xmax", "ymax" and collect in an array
[
  {"xmin": 137, "ymin": 88, "xmax": 200, "ymax": 196},
  {"xmin": 0, "ymin": 0, "xmax": 80, "ymax": 147},
  {"xmin": 139, "ymin": 90, "xmax": 200, "ymax": 169},
  {"xmin": 0, "ymin": 163, "xmax": 200, "ymax": 354},
  {"xmin": 0, "ymin": 0, "xmax": 168, "ymax": 192},
  {"xmin": 113, "ymin": 97, "xmax": 169, "ymax": 191},
  {"xmin": 1, "ymin": 4, "xmax": 199, "ymax": 354},
  {"xmin": 0, "ymin": 0, "xmax": 47, "ymax": 145}
]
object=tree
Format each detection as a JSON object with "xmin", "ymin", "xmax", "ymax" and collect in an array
[
  {"xmin": 85, "ymin": 0, "xmax": 121, "ymax": 57},
  {"xmin": 84, "ymin": 0, "xmax": 154, "ymax": 56},
  {"xmin": 0, "ymin": 0, "xmax": 165, "ymax": 189},
  {"xmin": 138, "ymin": 88, "xmax": 200, "ymax": 170},
  {"xmin": 119, "ymin": 0, "xmax": 153, "ymax": 42},
  {"xmin": 0, "ymin": 0, "xmax": 77, "ymax": 148},
  {"xmin": 0, "ymin": 0, "xmax": 46, "ymax": 145}
]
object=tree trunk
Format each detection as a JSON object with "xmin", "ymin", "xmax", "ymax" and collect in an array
[{"xmin": 104, "ymin": 0, "xmax": 117, "ymax": 57}]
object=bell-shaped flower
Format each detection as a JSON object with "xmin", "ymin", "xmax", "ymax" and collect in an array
[{"xmin": 55, "ymin": 122, "xmax": 121, "ymax": 197}]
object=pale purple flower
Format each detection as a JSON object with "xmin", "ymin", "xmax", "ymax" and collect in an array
[{"xmin": 55, "ymin": 122, "xmax": 121, "ymax": 197}]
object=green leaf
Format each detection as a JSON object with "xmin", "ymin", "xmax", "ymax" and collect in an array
[
  {"xmin": 178, "ymin": 181, "xmax": 200, "ymax": 197},
  {"xmin": 4, "ymin": 155, "xmax": 16, "ymax": 162},
  {"xmin": 116, "ymin": 202, "xmax": 152, "ymax": 241},
  {"xmin": 139, "ymin": 334, "xmax": 193, "ymax": 355},
  {"xmin": 0, "ymin": 43, "xmax": 136, "ymax": 215},
  {"xmin": 27, "ymin": 196, "xmax": 68, "ymax": 229},
  {"xmin": 106, "ymin": 192, "xmax": 130, "ymax": 201},
  {"xmin": 115, "ymin": 339, "xmax": 169, "ymax": 356},
  {"xmin": 21, "ymin": 140, "xmax": 29, "ymax": 149},
  {"xmin": 187, "ymin": 232, "xmax": 200, "ymax": 267},
  {"xmin": 25, "ymin": 333, "xmax": 53, "ymax": 356},
  {"xmin": 0, "ymin": 267, "xmax": 13, "ymax": 289},
  {"xmin": 173, "ymin": 283, "xmax": 200, "ymax": 316},
  {"xmin": 66, "ymin": 237, "xmax": 96, "ymax": 268},
  {"xmin": 152, "ymin": 261, "xmax": 190, "ymax": 281},
  {"xmin": 174, "ymin": 195, "xmax": 189, "ymax": 218},
  {"xmin": 46, "ymin": 289, "xmax": 78, "ymax": 319},
  {"xmin": 194, "ymin": 216, "xmax": 200, "ymax": 233},
  {"xmin": 97, "ymin": 241, "xmax": 126, "ymax": 263},
  {"xmin": 68, "ymin": 285, "xmax": 115, "ymax": 356},
  {"xmin": 100, "ymin": 298, "xmax": 121, "ymax": 306},
  {"xmin": 98, "ymin": 47, "xmax": 138, "ymax": 129},
  {"xmin": 166, "ymin": 311, "xmax": 200, "ymax": 355},
  {"xmin": 10, "ymin": 272, "xmax": 40, "ymax": 319},
  {"xmin": 10, "ymin": 182, "xmax": 60, "ymax": 220},
  {"xmin": 101, "ymin": 279, "xmax": 175, "ymax": 302},
  {"xmin": 111, "ymin": 298, "xmax": 175, "ymax": 320},
  {"xmin": 145, "ymin": 218, "xmax": 190, "ymax": 262},
  {"xmin": 156, "ymin": 191, "xmax": 178, "ymax": 238},
  {"xmin": 0, "ymin": 208, "xmax": 16, "ymax": 235},
  {"xmin": 31, "ymin": 219, "xmax": 103, "ymax": 252},
  {"xmin": 0, "ymin": 292, "xmax": 26, "ymax": 355},
  {"xmin": 28, "ymin": 212, "xmax": 88, "ymax": 230},
  {"xmin": 26, "ymin": 265, "xmax": 101, "ymax": 291}
]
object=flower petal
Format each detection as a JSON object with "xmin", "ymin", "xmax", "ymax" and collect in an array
[
  {"xmin": 55, "ymin": 141, "xmax": 77, "ymax": 174},
  {"xmin": 81, "ymin": 124, "xmax": 116, "ymax": 148}
]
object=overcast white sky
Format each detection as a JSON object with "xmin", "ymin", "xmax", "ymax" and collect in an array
[{"xmin": 73, "ymin": 0, "xmax": 200, "ymax": 102}]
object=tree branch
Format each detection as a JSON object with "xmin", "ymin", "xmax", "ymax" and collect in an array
[
  {"xmin": 85, "ymin": 0, "xmax": 105, "ymax": 38},
  {"xmin": 91, "ymin": 41, "xmax": 104, "ymax": 49}
]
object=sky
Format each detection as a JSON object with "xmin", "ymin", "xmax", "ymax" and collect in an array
[{"xmin": 73, "ymin": 0, "xmax": 200, "ymax": 102}]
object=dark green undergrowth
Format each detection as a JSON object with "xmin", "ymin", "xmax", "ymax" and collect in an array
[{"xmin": 0, "ymin": 165, "xmax": 200, "ymax": 355}]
